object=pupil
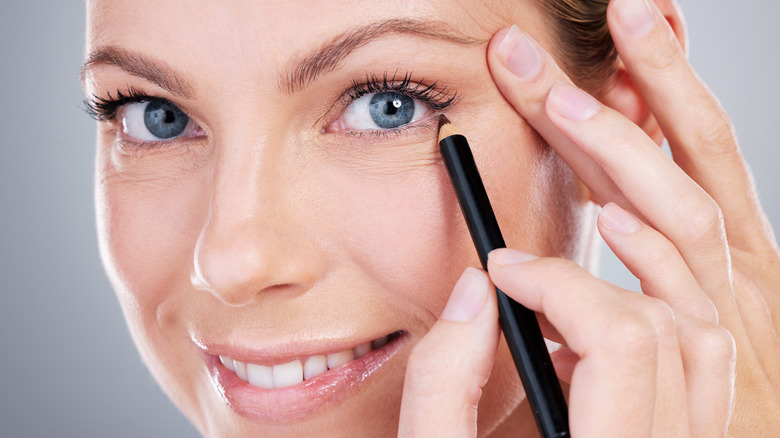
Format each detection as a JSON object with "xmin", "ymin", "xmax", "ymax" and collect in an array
[
  {"xmin": 144, "ymin": 100, "xmax": 189, "ymax": 139},
  {"xmin": 368, "ymin": 92, "xmax": 414, "ymax": 129},
  {"xmin": 385, "ymin": 103, "xmax": 399, "ymax": 116}
]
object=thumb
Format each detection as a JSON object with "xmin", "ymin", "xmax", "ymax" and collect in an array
[{"xmin": 398, "ymin": 267, "xmax": 500, "ymax": 438}]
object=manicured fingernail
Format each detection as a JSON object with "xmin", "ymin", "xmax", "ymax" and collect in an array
[
  {"xmin": 440, "ymin": 268, "xmax": 489, "ymax": 322},
  {"xmin": 497, "ymin": 25, "xmax": 542, "ymax": 80},
  {"xmin": 488, "ymin": 248, "xmax": 537, "ymax": 266},
  {"xmin": 600, "ymin": 202, "xmax": 641, "ymax": 234},
  {"xmin": 550, "ymin": 83, "xmax": 601, "ymax": 121},
  {"xmin": 615, "ymin": 0, "xmax": 655, "ymax": 36}
]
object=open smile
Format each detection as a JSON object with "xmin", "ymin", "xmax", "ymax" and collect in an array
[{"xmin": 201, "ymin": 331, "xmax": 407, "ymax": 422}]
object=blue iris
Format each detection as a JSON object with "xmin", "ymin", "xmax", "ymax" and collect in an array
[
  {"xmin": 143, "ymin": 100, "xmax": 189, "ymax": 139},
  {"xmin": 368, "ymin": 92, "xmax": 414, "ymax": 129}
]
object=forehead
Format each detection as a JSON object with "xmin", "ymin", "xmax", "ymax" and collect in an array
[{"xmin": 86, "ymin": 0, "xmax": 543, "ymax": 66}]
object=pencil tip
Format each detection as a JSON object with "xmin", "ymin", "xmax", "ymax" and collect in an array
[
  {"xmin": 438, "ymin": 115, "xmax": 451, "ymax": 130},
  {"xmin": 437, "ymin": 115, "xmax": 460, "ymax": 142}
]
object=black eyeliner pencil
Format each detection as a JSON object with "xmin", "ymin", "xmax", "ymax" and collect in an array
[{"xmin": 438, "ymin": 116, "xmax": 570, "ymax": 438}]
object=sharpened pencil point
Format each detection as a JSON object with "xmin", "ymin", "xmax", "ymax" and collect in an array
[{"xmin": 437, "ymin": 115, "xmax": 460, "ymax": 142}]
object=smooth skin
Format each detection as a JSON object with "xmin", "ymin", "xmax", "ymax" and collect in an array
[
  {"xmin": 400, "ymin": 0, "xmax": 780, "ymax": 436},
  {"xmin": 83, "ymin": 0, "xmax": 780, "ymax": 435}
]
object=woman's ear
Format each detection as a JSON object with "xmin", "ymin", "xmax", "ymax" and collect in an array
[
  {"xmin": 652, "ymin": 0, "xmax": 688, "ymax": 55},
  {"xmin": 598, "ymin": 0, "xmax": 688, "ymax": 146}
]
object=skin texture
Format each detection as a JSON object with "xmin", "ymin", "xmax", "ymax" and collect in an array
[
  {"xmin": 84, "ymin": 1, "xmax": 589, "ymax": 436},
  {"xmin": 83, "ymin": 0, "xmax": 780, "ymax": 436},
  {"xmin": 401, "ymin": 0, "xmax": 780, "ymax": 436}
]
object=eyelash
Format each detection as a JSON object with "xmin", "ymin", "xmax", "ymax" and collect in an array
[
  {"xmin": 83, "ymin": 71, "xmax": 459, "ymax": 134},
  {"xmin": 344, "ymin": 70, "xmax": 458, "ymax": 112},
  {"xmin": 84, "ymin": 86, "xmax": 155, "ymax": 122}
]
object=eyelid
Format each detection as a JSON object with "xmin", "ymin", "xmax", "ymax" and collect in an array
[
  {"xmin": 345, "ymin": 71, "xmax": 459, "ymax": 110},
  {"xmin": 325, "ymin": 71, "xmax": 459, "ymax": 135}
]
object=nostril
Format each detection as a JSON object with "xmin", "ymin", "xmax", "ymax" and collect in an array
[
  {"xmin": 192, "ymin": 241, "xmax": 271, "ymax": 306},
  {"xmin": 192, "ymin": 223, "xmax": 324, "ymax": 306}
]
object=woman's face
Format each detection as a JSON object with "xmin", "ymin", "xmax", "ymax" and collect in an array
[{"xmin": 84, "ymin": 0, "xmax": 592, "ymax": 436}]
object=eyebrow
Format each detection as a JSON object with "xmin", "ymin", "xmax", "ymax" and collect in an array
[
  {"xmin": 80, "ymin": 47, "xmax": 194, "ymax": 99},
  {"xmin": 80, "ymin": 18, "xmax": 480, "ymax": 98},
  {"xmin": 280, "ymin": 18, "xmax": 480, "ymax": 93}
]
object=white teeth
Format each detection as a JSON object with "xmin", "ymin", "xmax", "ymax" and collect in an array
[
  {"xmin": 303, "ymin": 355, "xmax": 328, "ymax": 380},
  {"xmin": 220, "ymin": 334, "xmax": 394, "ymax": 386},
  {"xmin": 219, "ymin": 355, "xmax": 236, "ymax": 372},
  {"xmin": 544, "ymin": 338, "xmax": 562, "ymax": 353},
  {"xmin": 273, "ymin": 359, "xmax": 304, "ymax": 388},
  {"xmin": 247, "ymin": 363, "xmax": 274, "ymax": 389},
  {"xmin": 371, "ymin": 336, "xmax": 388, "ymax": 350},
  {"xmin": 327, "ymin": 349, "xmax": 355, "ymax": 369},
  {"xmin": 234, "ymin": 360, "xmax": 248, "ymax": 382},
  {"xmin": 353, "ymin": 342, "xmax": 371, "ymax": 359}
]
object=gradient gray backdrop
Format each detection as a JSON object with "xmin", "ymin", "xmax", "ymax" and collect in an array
[{"xmin": 1, "ymin": 2, "xmax": 777, "ymax": 437}]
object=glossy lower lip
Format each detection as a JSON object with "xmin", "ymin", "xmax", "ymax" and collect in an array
[{"xmin": 205, "ymin": 332, "xmax": 407, "ymax": 422}]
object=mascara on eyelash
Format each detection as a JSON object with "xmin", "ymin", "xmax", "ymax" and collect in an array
[
  {"xmin": 83, "ymin": 86, "xmax": 151, "ymax": 121},
  {"xmin": 85, "ymin": 71, "xmax": 460, "ymax": 130},
  {"xmin": 346, "ymin": 70, "xmax": 459, "ymax": 111}
]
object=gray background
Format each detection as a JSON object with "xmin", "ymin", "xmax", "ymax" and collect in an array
[{"xmin": 0, "ymin": 2, "xmax": 776, "ymax": 437}]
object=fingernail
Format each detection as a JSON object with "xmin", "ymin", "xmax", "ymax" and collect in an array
[
  {"xmin": 550, "ymin": 83, "xmax": 601, "ymax": 121},
  {"xmin": 600, "ymin": 202, "xmax": 641, "ymax": 234},
  {"xmin": 497, "ymin": 25, "xmax": 542, "ymax": 80},
  {"xmin": 488, "ymin": 248, "xmax": 537, "ymax": 266},
  {"xmin": 440, "ymin": 268, "xmax": 489, "ymax": 322},
  {"xmin": 615, "ymin": 0, "xmax": 655, "ymax": 36}
]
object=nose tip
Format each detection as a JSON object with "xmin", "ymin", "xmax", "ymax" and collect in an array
[
  {"xmin": 193, "ymin": 242, "xmax": 264, "ymax": 306},
  {"xmin": 192, "ymin": 226, "xmax": 323, "ymax": 306}
]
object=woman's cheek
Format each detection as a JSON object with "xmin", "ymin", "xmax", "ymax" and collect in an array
[
  {"xmin": 95, "ymin": 147, "xmax": 210, "ymax": 329},
  {"xmin": 312, "ymin": 155, "xmax": 476, "ymax": 328}
]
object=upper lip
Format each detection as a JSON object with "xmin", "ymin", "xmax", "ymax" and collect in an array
[{"xmin": 191, "ymin": 331, "xmax": 400, "ymax": 366}]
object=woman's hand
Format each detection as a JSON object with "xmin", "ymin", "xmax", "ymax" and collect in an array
[
  {"xmin": 486, "ymin": 0, "xmax": 779, "ymax": 434},
  {"xmin": 399, "ymin": 0, "xmax": 780, "ymax": 436}
]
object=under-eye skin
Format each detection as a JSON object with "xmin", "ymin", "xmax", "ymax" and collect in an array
[{"xmin": 325, "ymin": 71, "xmax": 459, "ymax": 135}]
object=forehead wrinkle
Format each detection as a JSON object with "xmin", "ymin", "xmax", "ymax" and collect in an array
[
  {"xmin": 81, "ymin": 46, "xmax": 195, "ymax": 99},
  {"xmin": 279, "ymin": 18, "xmax": 482, "ymax": 94}
]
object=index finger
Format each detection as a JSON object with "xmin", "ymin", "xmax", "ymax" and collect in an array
[{"xmin": 607, "ymin": 0, "xmax": 776, "ymax": 254}]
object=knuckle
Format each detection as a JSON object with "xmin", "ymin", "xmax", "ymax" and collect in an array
[
  {"xmin": 695, "ymin": 325, "xmax": 736, "ymax": 365},
  {"xmin": 405, "ymin": 345, "xmax": 449, "ymax": 395},
  {"xmin": 641, "ymin": 236, "xmax": 679, "ymax": 268},
  {"xmin": 605, "ymin": 126, "xmax": 636, "ymax": 154},
  {"xmin": 604, "ymin": 310, "xmax": 659, "ymax": 362},
  {"xmin": 682, "ymin": 196, "xmax": 725, "ymax": 243},
  {"xmin": 641, "ymin": 298, "xmax": 677, "ymax": 338},
  {"xmin": 406, "ymin": 339, "xmax": 486, "ymax": 404},
  {"xmin": 694, "ymin": 104, "xmax": 739, "ymax": 157},
  {"xmin": 643, "ymin": 33, "xmax": 681, "ymax": 74}
]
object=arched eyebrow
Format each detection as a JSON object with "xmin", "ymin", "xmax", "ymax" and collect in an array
[
  {"xmin": 80, "ymin": 47, "xmax": 194, "ymax": 99},
  {"xmin": 80, "ymin": 18, "xmax": 481, "ymax": 98},
  {"xmin": 279, "ymin": 18, "xmax": 481, "ymax": 93}
]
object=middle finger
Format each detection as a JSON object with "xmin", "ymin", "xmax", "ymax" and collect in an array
[
  {"xmin": 487, "ymin": 26, "xmax": 631, "ymax": 209},
  {"xmin": 487, "ymin": 26, "xmax": 736, "ymax": 319}
]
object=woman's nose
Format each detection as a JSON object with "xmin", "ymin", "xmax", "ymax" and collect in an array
[{"xmin": 192, "ymin": 148, "xmax": 325, "ymax": 306}]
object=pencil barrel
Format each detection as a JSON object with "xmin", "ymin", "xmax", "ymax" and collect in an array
[{"xmin": 440, "ymin": 135, "xmax": 570, "ymax": 438}]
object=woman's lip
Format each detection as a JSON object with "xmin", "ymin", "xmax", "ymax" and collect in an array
[
  {"xmin": 203, "ymin": 332, "xmax": 408, "ymax": 422},
  {"xmin": 192, "ymin": 331, "xmax": 399, "ymax": 366}
]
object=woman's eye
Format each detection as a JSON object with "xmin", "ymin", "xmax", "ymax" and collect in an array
[
  {"xmin": 330, "ymin": 91, "xmax": 431, "ymax": 132},
  {"xmin": 120, "ymin": 100, "xmax": 200, "ymax": 142}
]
